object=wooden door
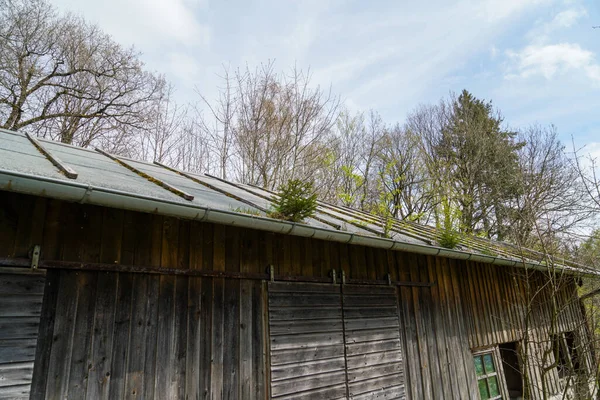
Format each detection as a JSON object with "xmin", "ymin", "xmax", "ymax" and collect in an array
[
  {"xmin": 267, "ymin": 282, "xmax": 406, "ymax": 400},
  {"xmin": 268, "ymin": 282, "xmax": 348, "ymax": 399},
  {"xmin": 343, "ymin": 285, "xmax": 406, "ymax": 399}
]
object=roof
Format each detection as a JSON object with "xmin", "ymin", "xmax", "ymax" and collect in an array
[{"xmin": 0, "ymin": 128, "xmax": 594, "ymax": 275}]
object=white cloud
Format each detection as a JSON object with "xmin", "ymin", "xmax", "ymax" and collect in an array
[
  {"xmin": 551, "ymin": 7, "xmax": 587, "ymax": 28},
  {"xmin": 52, "ymin": 0, "xmax": 210, "ymax": 49},
  {"xmin": 506, "ymin": 43, "xmax": 600, "ymax": 84},
  {"xmin": 526, "ymin": 6, "xmax": 588, "ymax": 44}
]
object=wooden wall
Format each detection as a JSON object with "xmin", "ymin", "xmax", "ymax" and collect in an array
[
  {"xmin": 0, "ymin": 191, "xmax": 590, "ymax": 399},
  {"xmin": 0, "ymin": 270, "xmax": 45, "ymax": 399},
  {"xmin": 30, "ymin": 270, "xmax": 266, "ymax": 400}
]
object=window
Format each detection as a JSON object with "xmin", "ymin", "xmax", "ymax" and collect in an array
[
  {"xmin": 474, "ymin": 350, "xmax": 503, "ymax": 400},
  {"xmin": 499, "ymin": 342, "xmax": 523, "ymax": 399},
  {"xmin": 551, "ymin": 331, "xmax": 582, "ymax": 379}
]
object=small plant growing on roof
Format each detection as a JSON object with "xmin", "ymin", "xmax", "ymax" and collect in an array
[
  {"xmin": 269, "ymin": 179, "xmax": 318, "ymax": 223},
  {"xmin": 437, "ymin": 195, "xmax": 461, "ymax": 249}
]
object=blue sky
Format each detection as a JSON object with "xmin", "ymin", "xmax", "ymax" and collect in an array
[{"xmin": 51, "ymin": 0, "xmax": 600, "ymax": 156}]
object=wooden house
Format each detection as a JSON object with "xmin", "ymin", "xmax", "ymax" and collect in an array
[{"xmin": 0, "ymin": 128, "xmax": 596, "ymax": 399}]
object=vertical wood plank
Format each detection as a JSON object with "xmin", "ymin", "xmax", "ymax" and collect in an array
[
  {"xmin": 67, "ymin": 271, "xmax": 98, "ymax": 398},
  {"xmin": 211, "ymin": 224, "xmax": 226, "ymax": 399},
  {"xmin": 107, "ymin": 273, "xmax": 133, "ymax": 400},
  {"xmin": 30, "ymin": 270, "xmax": 60, "ymax": 399},
  {"xmin": 186, "ymin": 222, "xmax": 203, "ymax": 399},
  {"xmin": 44, "ymin": 270, "xmax": 78, "ymax": 399},
  {"xmin": 85, "ymin": 271, "xmax": 118, "ymax": 400}
]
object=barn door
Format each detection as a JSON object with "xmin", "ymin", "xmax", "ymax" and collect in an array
[
  {"xmin": 343, "ymin": 285, "xmax": 406, "ymax": 399},
  {"xmin": 268, "ymin": 282, "xmax": 348, "ymax": 399},
  {"xmin": 267, "ymin": 282, "xmax": 406, "ymax": 400}
]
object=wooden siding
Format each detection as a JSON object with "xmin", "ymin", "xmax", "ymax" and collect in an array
[
  {"xmin": 0, "ymin": 190, "xmax": 592, "ymax": 399},
  {"xmin": 343, "ymin": 285, "xmax": 406, "ymax": 399},
  {"xmin": 268, "ymin": 282, "xmax": 347, "ymax": 399},
  {"xmin": 31, "ymin": 269, "xmax": 266, "ymax": 400},
  {"xmin": 0, "ymin": 269, "xmax": 45, "ymax": 399},
  {"xmin": 267, "ymin": 283, "xmax": 407, "ymax": 400}
]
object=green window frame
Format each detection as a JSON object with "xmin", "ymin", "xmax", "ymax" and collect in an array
[{"xmin": 473, "ymin": 350, "xmax": 503, "ymax": 400}]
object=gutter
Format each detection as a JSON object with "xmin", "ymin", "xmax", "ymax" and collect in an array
[{"xmin": 1, "ymin": 169, "xmax": 597, "ymax": 277}]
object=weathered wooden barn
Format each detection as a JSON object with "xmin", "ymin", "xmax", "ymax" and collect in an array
[{"xmin": 0, "ymin": 128, "xmax": 596, "ymax": 399}]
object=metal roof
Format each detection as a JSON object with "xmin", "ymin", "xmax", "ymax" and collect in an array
[{"xmin": 0, "ymin": 128, "xmax": 594, "ymax": 275}]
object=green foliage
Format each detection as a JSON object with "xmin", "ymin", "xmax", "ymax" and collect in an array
[
  {"xmin": 337, "ymin": 165, "xmax": 364, "ymax": 207},
  {"xmin": 437, "ymin": 195, "xmax": 462, "ymax": 249},
  {"xmin": 579, "ymin": 229, "xmax": 600, "ymax": 269},
  {"xmin": 269, "ymin": 179, "xmax": 318, "ymax": 223},
  {"xmin": 371, "ymin": 180, "xmax": 395, "ymax": 238},
  {"xmin": 433, "ymin": 89, "xmax": 523, "ymax": 237}
]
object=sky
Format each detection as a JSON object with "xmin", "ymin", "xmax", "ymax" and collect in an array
[{"xmin": 50, "ymin": 0, "xmax": 600, "ymax": 158}]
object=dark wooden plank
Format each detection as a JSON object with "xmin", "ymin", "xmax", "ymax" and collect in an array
[
  {"xmin": 155, "ymin": 274, "xmax": 176, "ymax": 398},
  {"xmin": 210, "ymin": 276, "xmax": 224, "ymax": 399},
  {"xmin": 397, "ymin": 253, "xmax": 420, "ymax": 400},
  {"xmin": 211, "ymin": 224, "xmax": 225, "ymax": 399},
  {"xmin": 30, "ymin": 270, "xmax": 60, "ymax": 399},
  {"xmin": 85, "ymin": 271, "xmax": 118, "ymax": 400},
  {"xmin": 0, "ymin": 294, "xmax": 42, "ymax": 317},
  {"xmin": 171, "ymin": 275, "xmax": 188, "ymax": 399},
  {"xmin": 44, "ymin": 270, "xmax": 78, "ymax": 398},
  {"xmin": 0, "ymin": 317, "xmax": 40, "ymax": 340},
  {"xmin": 123, "ymin": 273, "xmax": 149, "ymax": 398},
  {"xmin": 67, "ymin": 271, "xmax": 98, "ymax": 399},
  {"xmin": 254, "ymin": 282, "xmax": 267, "ymax": 400},
  {"xmin": 0, "ymin": 383, "xmax": 30, "ymax": 399},
  {"xmin": 12, "ymin": 196, "xmax": 46, "ymax": 258},
  {"xmin": 0, "ymin": 339, "xmax": 37, "ymax": 362},
  {"xmin": 199, "ymin": 276, "xmax": 213, "ymax": 398},
  {"xmin": 223, "ymin": 279, "xmax": 240, "ymax": 400},
  {"xmin": 0, "ymin": 273, "xmax": 45, "ymax": 295},
  {"xmin": 185, "ymin": 221, "xmax": 203, "ymax": 399},
  {"xmin": 107, "ymin": 273, "xmax": 133, "ymax": 400},
  {"xmin": 410, "ymin": 255, "xmax": 433, "ymax": 400},
  {"xmin": 40, "ymin": 199, "xmax": 63, "ymax": 261},
  {"xmin": 0, "ymin": 361, "xmax": 34, "ymax": 387},
  {"xmin": 427, "ymin": 257, "xmax": 450, "ymax": 400},
  {"xmin": 0, "ymin": 193, "xmax": 19, "ymax": 258},
  {"xmin": 141, "ymin": 275, "xmax": 160, "ymax": 400}
]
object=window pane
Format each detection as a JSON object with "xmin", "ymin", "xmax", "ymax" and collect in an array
[
  {"xmin": 483, "ymin": 353, "xmax": 495, "ymax": 373},
  {"xmin": 488, "ymin": 376, "xmax": 500, "ymax": 397},
  {"xmin": 478, "ymin": 379, "xmax": 490, "ymax": 399},
  {"xmin": 474, "ymin": 356, "xmax": 485, "ymax": 376}
]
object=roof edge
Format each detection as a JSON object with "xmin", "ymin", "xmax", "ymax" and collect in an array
[{"xmin": 0, "ymin": 168, "xmax": 597, "ymax": 277}]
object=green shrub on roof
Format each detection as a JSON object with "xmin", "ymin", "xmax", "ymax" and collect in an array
[{"xmin": 269, "ymin": 179, "xmax": 318, "ymax": 223}]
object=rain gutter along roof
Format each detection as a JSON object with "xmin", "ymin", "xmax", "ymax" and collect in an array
[{"xmin": 1, "ymin": 167, "xmax": 595, "ymax": 277}]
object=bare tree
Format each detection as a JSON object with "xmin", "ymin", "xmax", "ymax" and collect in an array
[
  {"xmin": 506, "ymin": 125, "xmax": 592, "ymax": 248},
  {"xmin": 136, "ymin": 84, "xmax": 187, "ymax": 163},
  {"xmin": 376, "ymin": 124, "xmax": 434, "ymax": 222},
  {"xmin": 0, "ymin": 0, "xmax": 164, "ymax": 148},
  {"xmin": 195, "ymin": 65, "xmax": 237, "ymax": 179},
  {"xmin": 195, "ymin": 61, "xmax": 339, "ymax": 189}
]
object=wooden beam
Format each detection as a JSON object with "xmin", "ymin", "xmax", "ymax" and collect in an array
[
  {"xmin": 94, "ymin": 148, "xmax": 194, "ymax": 201},
  {"xmin": 25, "ymin": 133, "xmax": 78, "ymax": 179},
  {"xmin": 0, "ymin": 257, "xmax": 433, "ymax": 286}
]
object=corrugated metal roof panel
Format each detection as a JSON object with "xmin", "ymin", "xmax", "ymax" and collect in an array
[
  {"xmin": 38, "ymin": 138, "xmax": 187, "ymax": 203},
  {"xmin": 0, "ymin": 130, "xmax": 66, "ymax": 180}
]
